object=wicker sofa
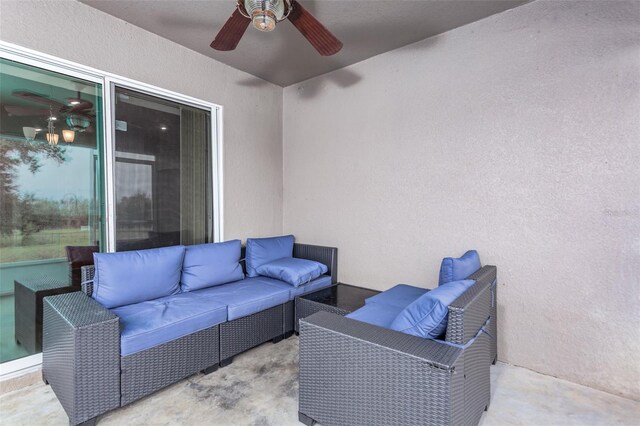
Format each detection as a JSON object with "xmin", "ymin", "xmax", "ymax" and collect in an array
[
  {"xmin": 42, "ymin": 241, "xmax": 337, "ymax": 426},
  {"xmin": 298, "ymin": 264, "xmax": 497, "ymax": 426}
]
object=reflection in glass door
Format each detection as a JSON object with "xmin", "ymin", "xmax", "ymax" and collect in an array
[
  {"xmin": 0, "ymin": 58, "xmax": 103, "ymax": 363},
  {"xmin": 113, "ymin": 87, "xmax": 212, "ymax": 251}
]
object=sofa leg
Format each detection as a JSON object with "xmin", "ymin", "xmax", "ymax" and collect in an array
[
  {"xmin": 201, "ymin": 364, "xmax": 219, "ymax": 375},
  {"xmin": 219, "ymin": 357, "xmax": 233, "ymax": 368},
  {"xmin": 284, "ymin": 330, "xmax": 294, "ymax": 339},
  {"xmin": 492, "ymin": 356, "xmax": 497, "ymax": 365},
  {"xmin": 74, "ymin": 417, "xmax": 97, "ymax": 426},
  {"xmin": 298, "ymin": 412, "xmax": 316, "ymax": 426},
  {"xmin": 272, "ymin": 334, "xmax": 284, "ymax": 344},
  {"xmin": 42, "ymin": 371, "xmax": 48, "ymax": 385}
]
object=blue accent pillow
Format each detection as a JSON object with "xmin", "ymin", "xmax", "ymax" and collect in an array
[
  {"xmin": 438, "ymin": 250, "xmax": 481, "ymax": 286},
  {"xmin": 93, "ymin": 245, "xmax": 185, "ymax": 309},
  {"xmin": 245, "ymin": 235, "xmax": 294, "ymax": 277},
  {"xmin": 389, "ymin": 279, "xmax": 476, "ymax": 339},
  {"xmin": 256, "ymin": 257, "xmax": 328, "ymax": 287},
  {"xmin": 181, "ymin": 240, "xmax": 244, "ymax": 292}
]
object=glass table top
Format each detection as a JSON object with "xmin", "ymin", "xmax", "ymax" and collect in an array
[{"xmin": 300, "ymin": 283, "xmax": 380, "ymax": 312}]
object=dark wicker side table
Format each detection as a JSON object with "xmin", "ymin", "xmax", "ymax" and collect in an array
[
  {"xmin": 294, "ymin": 284, "xmax": 380, "ymax": 333},
  {"xmin": 14, "ymin": 277, "xmax": 78, "ymax": 354}
]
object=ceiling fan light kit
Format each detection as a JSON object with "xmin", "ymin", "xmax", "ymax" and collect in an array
[
  {"xmin": 22, "ymin": 126, "xmax": 37, "ymax": 141},
  {"xmin": 46, "ymin": 133, "xmax": 59, "ymax": 145},
  {"xmin": 6, "ymin": 88, "xmax": 95, "ymax": 143},
  {"xmin": 62, "ymin": 129, "xmax": 75, "ymax": 143},
  {"xmin": 212, "ymin": 0, "xmax": 342, "ymax": 56},
  {"xmin": 244, "ymin": 0, "xmax": 287, "ymax": 32}
]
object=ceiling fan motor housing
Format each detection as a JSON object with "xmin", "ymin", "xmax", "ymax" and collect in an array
[
  {"xmin": 66, "ymin": 114, "xmax": 91, "ymax": 132},
  {"xmin": 244, "ymin": 0, "xmax": 286, "ymax": 32}
]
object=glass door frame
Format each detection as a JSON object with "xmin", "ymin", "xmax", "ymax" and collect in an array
[
  {"xmin": 104, "ymin": 77, "xmax": 223, "ymax": 252},
  {"xmin": 0, "ymin": 40, "xmax": 224, "ymax": 375}
]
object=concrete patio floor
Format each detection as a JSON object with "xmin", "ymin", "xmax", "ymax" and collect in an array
[{"xmin": 1, "ymin": 336, "xmax": 638, "ymax": 425}]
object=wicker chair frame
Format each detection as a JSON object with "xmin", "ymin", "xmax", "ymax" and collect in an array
[{"xmin": 297, "ymin": 265, "xmax": 497, "ymax": 426}]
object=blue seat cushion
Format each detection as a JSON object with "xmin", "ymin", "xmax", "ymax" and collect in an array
[
  {"xmin": 181, "ymin": 240, "xmax": 244, "ymax": 292},
  {"xmin": 245, "ymin": 235, "xmax": 294, "ymax": 277},
  {"xmin": 93, "ymin": 245, "xmax": 185, "ymax": 309},
  {"xmin": 390, "ymin": 279, "xmax": 476, "ymax": 339},
  {"xmin": 439, "ymin": 250, "xmax": 481, "ymax": 286},
  {"xmin": 112, "ymin": 292, "xmax": 227, "ymax": 356},
  {"xmin": 256, "ymin": 274, "xmax": 333, "ymax": 300},
  {"xmin": 346, "ymin": 303, "xmax": 404, "ymax": 329},
  {"xmin": 256, "ymin": 257, "xmax": 328, "ymax": 287},
  {"xmin": 365, "ymin": 284, "xmax": 429, "ymax": 309},
  {"xmin": 192, "ymin": 277, "xmax": 290, "ymax": 320}
]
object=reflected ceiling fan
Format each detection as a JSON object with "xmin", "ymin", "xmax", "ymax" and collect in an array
[
  {"xmin": 212, "ymin": 0, "xmax": 343, "ymax": 56},
  {"xmin": 4, "ymin": 88, "xmax": 95, "ymax": 133}
]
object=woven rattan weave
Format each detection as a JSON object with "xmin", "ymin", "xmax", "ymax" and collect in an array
[{"xmin": 298, "ymin": 265, "xmax": 497, "ymax": 426}]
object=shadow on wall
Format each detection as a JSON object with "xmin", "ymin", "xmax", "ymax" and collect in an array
[{"xmin": 291, "ymin": 67, "xmax": 362, "ymax": 99}]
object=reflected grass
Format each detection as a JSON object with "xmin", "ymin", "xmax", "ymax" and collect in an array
[{"xmin": 0, "ymin": 228, "xmax": 91, "ymax": 263}]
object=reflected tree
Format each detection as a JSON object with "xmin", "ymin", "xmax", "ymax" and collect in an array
[
  {"xmin": 118, "ymin": 193, "xmax": 153, "ymax": 221},
  {"xmin": 0, "ymin": 139, "xmax": 66, "ymax": 236}
]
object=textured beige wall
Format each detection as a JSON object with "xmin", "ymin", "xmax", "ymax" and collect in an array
[
  {"xmin": 0, "ymin": 0, "xmax": 283, "ymax": 241},
  {"xmin": 283, "ymin": 1, "xmax": 640, "ymax": 399}
]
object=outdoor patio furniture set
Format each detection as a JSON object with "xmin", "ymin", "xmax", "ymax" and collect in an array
[
  {"xmin": 40, "ymin": 236, "xmax": 497, "ymax": 426},
  {"xmin": 298, "ymin": 256, "xmax": 497, "ymax": 426}
]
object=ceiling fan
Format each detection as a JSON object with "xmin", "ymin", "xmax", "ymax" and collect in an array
[
  {"xmin": 4, "ymin": 89, "xmax": 95, "ymax": 133},
  {"xmin": 211, "ymin": 0, "xmax": 343, "ymax": 56}
]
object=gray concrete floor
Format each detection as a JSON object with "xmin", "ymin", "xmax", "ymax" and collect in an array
[{"xmin": 1, "ymin": 336, "xmax": 639, "ymax": 425}]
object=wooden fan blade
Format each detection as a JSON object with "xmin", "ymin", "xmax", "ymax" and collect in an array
[
  {"xmin": 211, "ymin": 8, "xmax": 251, "ymax": 51},
  {"xmin": 12, "ymin": 90, "xmax": 65, "ymax": 109},
  {"xmin": 4, "ymin": 105, "xmax": 51, "ymax": 116},
  {"xmin": 68, "ymin": 101, "xmax": 94, "ymax": 113},
  {"xmin": 288, "ymin": 1, "xmax": 343, "ymax": 56}
]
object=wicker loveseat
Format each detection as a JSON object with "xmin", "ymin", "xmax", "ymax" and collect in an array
[
  {"xmin": 42, "ymin": 239, "xmax": 337, "ymax": 426},
  {"xmin": 298, "ymin": 264, "xmax": 497, "ymax": 426}
]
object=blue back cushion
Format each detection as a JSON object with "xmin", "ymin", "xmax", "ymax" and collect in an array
[
  {"xmin": 256, "ymin": 257, "xmax": 328, "ymax": 287},
  {"xmin": 438, "ymin": 250, "xmax": 481, "ymax": 286},
  {"xmin": 93, "ymin": 245, "xmax": 185, "ymax": 309},
  {"xmin": 181, "ymin": 240, "xmax": 244, "ymax": 292},
  {"xmin": 245, "ymin": 235, "xmax": 294, "ymax": 277},
  {"xmin": 389, "ymin": 279, "xmax": 475, "ymax": 339}
]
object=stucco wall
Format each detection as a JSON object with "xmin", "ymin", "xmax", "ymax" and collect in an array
[
  {"xmin": 0, "ymin": 0, "xmax": 283, "ymax": 241},
  {"xmin": 283, "ymin": 1, "xmax": 640, "ymax": 399}
]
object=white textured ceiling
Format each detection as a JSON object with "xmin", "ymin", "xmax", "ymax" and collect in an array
[{"xmin": 79, "ymin": 0, "xmax": 528, "ymax": 87}]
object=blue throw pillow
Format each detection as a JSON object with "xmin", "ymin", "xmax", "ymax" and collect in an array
[
  {"xmin": 181, "ymin": 240, "xmax": 244, "ymax": 292},
  {"xmin": 389, "ymin": 279, "xmax": 475, "ymax": 339},
  {"xmin": 438, "ymin": 250, "xmax": 481, "ymax": 286},
  {"xmin": 93, "ymin": 245, "xmax": 185, "ymax": 309},
  {"xmin": 245, "ymin": 235, "xmax": 294, "ymax": 277},
  {"xmin": 256, "ymin": 257, "xmax": 328, "ymax": 287}
]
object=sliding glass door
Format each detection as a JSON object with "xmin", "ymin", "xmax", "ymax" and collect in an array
[
  {"xmin": 112, "ymin": 86, "xmax": 213, "ymax": 251},
  {"xmin": 0, "ymin": 58, "xmax": 104, "ymax": 363},
  {"xmin": 0, "ymin": 46, "xmax": 220, "ymax": 369}
]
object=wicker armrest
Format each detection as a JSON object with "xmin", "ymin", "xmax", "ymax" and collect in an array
[
  {"xmin": 293, "ymin": 243, "xmax": 338, "ymax": 284},
  {"xmin": 43, "ymin": 292, "xmax": 120, "ymax": 425},
  {"xmin": 299, "ymin": 312, "xmax": 468, "ymax": 425},
  {"xmin": 445, "ymin": 265, "xmax": 496, "ymax": 345},
  {"xmin": 80, "ymin": 265, "xmax": 95, "ymax": 296},
  {"xmin": 301, "ymin": 311, "xmax": 461, "ymax": 369}
]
